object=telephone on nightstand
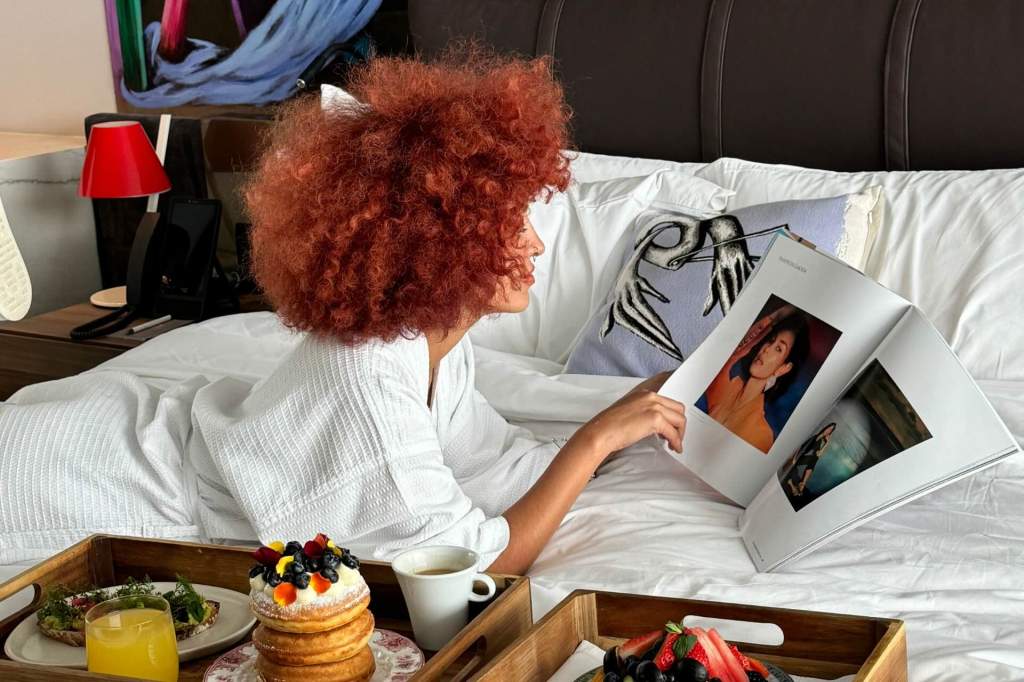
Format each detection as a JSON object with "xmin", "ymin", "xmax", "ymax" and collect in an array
[{"xmin": 70, "ymin": 197, "xmax": 237, "ymax": 340}]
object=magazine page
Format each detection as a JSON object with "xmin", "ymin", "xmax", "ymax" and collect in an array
[
  {"xmin": 659, "ymin": 236, "xmax": 910, "ymax": 504},
  {"xmin": 740, "ymin": 306, "xmax": 1020, "ymax": 571}
]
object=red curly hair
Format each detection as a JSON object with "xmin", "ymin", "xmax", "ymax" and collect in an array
[{"xmin": 244, "ymin": 50, "xmax": 572, "ymax": 343}]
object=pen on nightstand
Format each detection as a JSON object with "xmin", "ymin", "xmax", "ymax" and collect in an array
[{"xmin": 127, "ymin": 314, "xmax": 172, "ymax": 336}]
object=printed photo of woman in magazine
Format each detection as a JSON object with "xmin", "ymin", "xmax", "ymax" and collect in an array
[
  {"xmin": 778, "ymin": 422, "xmax": 837, "ymax": 497},
  {"xmin": 777, "ymin": 359, "xmax": 932, "ymax": 512},
  {"xmin": 696, "ymin": 294, "xmax": 841, "ymax": 453}
]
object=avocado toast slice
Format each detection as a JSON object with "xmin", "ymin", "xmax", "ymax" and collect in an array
[{"xmin": 36, "ymin": 576, "xmax": 219, "ymax": 646}]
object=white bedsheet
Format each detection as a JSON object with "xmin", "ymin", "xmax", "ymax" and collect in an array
[{"xmin": 3, "ymin": 313, "xmax": 1023, "ymax": 680}]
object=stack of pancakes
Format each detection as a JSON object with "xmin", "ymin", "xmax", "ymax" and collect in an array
[{"xmin": 250, "ymin": 564, "xmax": 375, "ymax": 681}]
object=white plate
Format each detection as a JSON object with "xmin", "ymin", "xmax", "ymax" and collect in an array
[
  {"xmin": 204, "ymin": 630, "xmax": 425, "ymax": 682},
  {"xmin": 3, "ymin": 582, "xmax": 255, "ymax": 668}
]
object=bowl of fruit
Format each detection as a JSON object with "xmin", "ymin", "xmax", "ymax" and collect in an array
[{"xmin": 577, "ymin": 621, "xmax": 793, "ymax": 682}]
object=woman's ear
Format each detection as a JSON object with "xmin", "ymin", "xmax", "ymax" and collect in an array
[{"xmin": 774, "ymin": 362, "xmax": 794, "ymax": 379}]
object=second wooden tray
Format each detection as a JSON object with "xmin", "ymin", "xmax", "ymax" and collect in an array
[{"xmin": 473, "ymin": 589, "xmax": 906, "ymax": 681}]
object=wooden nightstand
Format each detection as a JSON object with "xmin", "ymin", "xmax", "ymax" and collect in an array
[
  {"xmin": 0, "ymin": 294, "xmax": 271, "ymax": 399},
  {"xmin": 0, "ymin": 304, "xmax": 188, "ymax": 400}
]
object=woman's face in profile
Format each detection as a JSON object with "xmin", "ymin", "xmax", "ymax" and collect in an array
[
  {"xmin": 750, "ymin": 329, "xmax": 796, "ymax": 380},
  {"xmin": 489, "ymin": 215, "xmax": 543, "ymax": 314}
]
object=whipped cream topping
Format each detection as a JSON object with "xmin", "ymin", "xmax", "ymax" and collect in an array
[{"xmin": 250, "ymin": 565, "xmax": 366, "ymax": 609}]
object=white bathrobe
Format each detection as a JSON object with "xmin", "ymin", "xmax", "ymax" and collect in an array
[{"xmin": 189, "ymin": 333, "xmax": 561, "ymax": 566}]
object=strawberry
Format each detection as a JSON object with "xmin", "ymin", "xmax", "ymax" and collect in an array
[
  {"xmin": 619, "ymin": 629, "xmax": 663, "ymax": 661},
  {"xmin": 653, "ymin": 632, "xmax": 680, "ymax": 671},
  {"xmin": 682, "ymin": 639, "xmax": 710, "ymax": 669}
]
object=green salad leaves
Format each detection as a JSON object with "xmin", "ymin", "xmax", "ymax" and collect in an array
[{"xmin": 37, "ymin": 575, "xmax": 210, "ymax": 632}]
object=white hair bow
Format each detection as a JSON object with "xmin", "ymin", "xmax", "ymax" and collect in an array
[{"xmin": 320, "ymin": 83, "xmax": 361, "ymax": 113}]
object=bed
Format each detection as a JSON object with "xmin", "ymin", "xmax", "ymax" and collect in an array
[{"xmin": 4, "ymin": 2, "xmax": 1024, "ymax": 680}]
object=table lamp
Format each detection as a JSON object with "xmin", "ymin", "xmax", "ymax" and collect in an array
[{"xmin": 72, "ymin": 119, "xmax": 172, "ymax": 339}]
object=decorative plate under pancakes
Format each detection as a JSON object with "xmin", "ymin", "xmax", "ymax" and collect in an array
[{"xmin": 204, "ymin": 629, "xmax": 425, "ymax": 682}]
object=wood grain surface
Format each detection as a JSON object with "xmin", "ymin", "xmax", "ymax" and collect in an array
[{"xmin": 0, "ymin": 535, "xmax": 531, "ymax": 682}]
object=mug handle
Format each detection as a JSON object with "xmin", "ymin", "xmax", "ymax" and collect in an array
[{"xmin": 468, "ymin": 573, "xmax": 497, "ymax": 603}]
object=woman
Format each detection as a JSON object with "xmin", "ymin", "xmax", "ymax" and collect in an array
[
  {"xmin": 702, "ymin": 304, "xmax": 809, "ymax": 452},
  {"xmin": 779, "ymin": 422, "xmax": 837, "ymax": 497},
  {"xmin": 198, "ymin": 51, "xmax": 687, "ymax": 575}
]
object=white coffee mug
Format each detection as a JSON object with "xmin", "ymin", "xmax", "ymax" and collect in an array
[{"xmin": 391, "ymin": 545, "xmax": 497, "ymax": 651}]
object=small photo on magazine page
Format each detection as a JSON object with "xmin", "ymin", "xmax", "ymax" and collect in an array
[
  {"xmin": 777, "ymin": 358, "xmax": 933, "ymax": 511},
  {"xmin": 696, "ymin": 294, "xmax": 842, "ymax": 454}
]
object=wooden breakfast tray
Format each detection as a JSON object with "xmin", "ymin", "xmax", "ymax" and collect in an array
[
  {"xmin": 0, "ymin": 535, "xmax": 532, "ymax": 681},
  {"xmin": 473, "ymin": 590, "xmax": 907, "ymax": 682}
]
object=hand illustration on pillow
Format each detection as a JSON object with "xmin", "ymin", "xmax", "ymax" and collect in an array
[
  {"xmin": 702, "ymin": 216, "xmax": 757, "ymax": 317},
  {"xmin": 601, "ymin": 215, "xmax": 705, "ymax": 361},
  {"xmin": 601, "ymin": 212, "xmax": 781, "ymax": 362}
]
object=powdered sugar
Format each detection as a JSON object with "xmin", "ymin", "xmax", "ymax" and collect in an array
[{"xmin": 250, "ymin": 581, "xmax": 368, "ymax": 615}]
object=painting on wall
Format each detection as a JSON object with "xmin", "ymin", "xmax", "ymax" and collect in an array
[{"xmin": 103, "ymin": 0, "xmax": 382, "ymax": 113}]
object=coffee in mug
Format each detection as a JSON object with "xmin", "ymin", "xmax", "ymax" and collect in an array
[
  {"xmin": 414, "ymin": 568, "xmax": 458, "ymax": 576},
  {"xmin": 391, "ymin": 546, "xmax": 497, "ymax": 651}
]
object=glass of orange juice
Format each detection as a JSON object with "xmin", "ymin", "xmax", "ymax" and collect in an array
[{"xmin": 85, "ymin": 594, "xmax": 178, "ymax": 681}]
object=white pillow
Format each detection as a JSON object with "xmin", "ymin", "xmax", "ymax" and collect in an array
[
  {"xmin": 696, "ymin": 158, "xmax": 1024, "ymax": 382},
  {"xmin": 568, "ymin": 150, "xmax": 705, "ymax": 183},
  {"xmin": 470, "ymin": 170, "xmax": 732, "ymax": 363}
]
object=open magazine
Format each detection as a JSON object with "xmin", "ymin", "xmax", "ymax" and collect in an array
[{"xmin": 659, "ymin": 233, "xmax": 1020, "ymax": 571}]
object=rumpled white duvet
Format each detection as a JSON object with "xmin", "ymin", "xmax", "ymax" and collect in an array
[{"xmin": 2, "ymin": 313, "xmax": 1023, "ymax": 681}]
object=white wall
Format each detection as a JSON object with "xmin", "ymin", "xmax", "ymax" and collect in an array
[{"xmin": 0, "ymin": 0, "xmax": 117, "ymax": 135}]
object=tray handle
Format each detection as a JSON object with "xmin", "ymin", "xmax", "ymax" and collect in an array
[{"xmin": 414, "ymin": 577, "xmax": 533, "ymax": 681}]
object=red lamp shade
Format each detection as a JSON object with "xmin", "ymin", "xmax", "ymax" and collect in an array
[{"xmin": 78, "ymin": 121, "xmax": 172, "ymax": 198}]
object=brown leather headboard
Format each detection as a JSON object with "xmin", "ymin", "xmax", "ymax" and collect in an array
[{"xmin": 409, "ymin": 0, "xmax": 1024, "ymax": 172}]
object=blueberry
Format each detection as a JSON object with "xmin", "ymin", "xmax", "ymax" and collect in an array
[
  {"xmin": 305, "ymin": 555, "xmax": 321, "ymax": 572},
  {"xmin": 604, "ymin": 674, "xmax": 622, "ymax": 682},
  {"xmin": 341, "ymin": 552, "xmax": 359, "ymax": 569},
  {"xmin": 249, "ymin": 565, "xmax": 264, "ymax": 578},
  {"xmin": 745, "ymin": 674, "xmax": 767, "ymax": 682},
  {"xmin": 293, "ymin": 572, "xmax": 311, "ymax": 589},
  {"xmin": 625, "ymin": 655, "xmax": 640, "ymax": 678},
  {"xmin": 603, "ymin": 646, "xmax": 620, "ymax": 674},
  {"xmin": 322, "ymin": 551, "xmax": 341, "ymax": 569},
  {"xmin": 635, "ymin": 660, "xmax": 665, "ymax": 682},
  {"xmin": 265, "ymin": 570, "xmax": 282, "ymax": 587},
  {"xmin": 284, "ymin": 541, "xmax": 303, "ymax": 556},
  {"xmin": 673, "ymin": 658, "xmax": 708, "ymax": 682},
  {"xmin": 321, "ymin": 566, "xmax": 339, "ymax": 583},
  {"xmin": 290, "ymin": 557, "xmax": 306, "ymax": 574}
]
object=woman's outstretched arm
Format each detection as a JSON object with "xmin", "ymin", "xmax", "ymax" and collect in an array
[{"xmin": 488, "ymin": 375, "xmax": 686, "ymax": 574}]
